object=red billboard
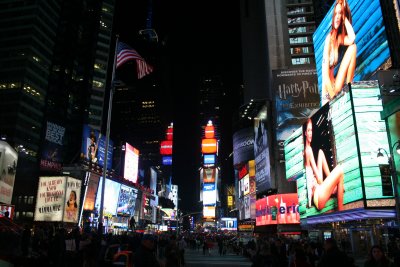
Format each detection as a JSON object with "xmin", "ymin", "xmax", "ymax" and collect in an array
[
  {"xmin": 256, "ymin": 193, "xmax": 300, "ymax": 226},
  {"xmin": 160, "ymin": 140, "xmax": 173, "ymax": 155}
]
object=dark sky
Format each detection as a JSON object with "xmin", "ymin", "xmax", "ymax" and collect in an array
[{"xmin": 113, "ymin": 0, "xmax": 242, "ymax": 213}]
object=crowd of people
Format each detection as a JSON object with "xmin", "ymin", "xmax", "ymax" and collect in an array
[{"xmin": 1, "ymin": 224, "xmax": 400, "ymax": 267}]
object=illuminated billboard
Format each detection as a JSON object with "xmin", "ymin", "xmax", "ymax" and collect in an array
[
  {"xmin": 313, "ymin": 0, "xmax": 390, "ymax": 106},
  {"xmin": 63, "ymin": 177, "xmax": 82, "ymax": 223},
  {"xmin": 34, "ymin": 176, "xmax": 81, "ymax": 223},
  {"xmin": 204, "ymin": 154, "xmax": 216, "ymax": 165},
  {"xmin": 40, "ymin": 121, "xmax": 64, "ymax": 171},
  {"xmin": 160, "ymin": 140, "xmax": 173, "ymax": 155},
  {"xmin": 203, "ymin": 183, "xmax": 217, "ymax": 205},
  {"xmin": 273, "ymin": 69, "xmax": 320, "ymax": 142},
  {"xmin": 387, "ymin": 110, "xmax": 400, "ymax": 197},
  {"xmin": 201, "ymin": 138, "xmax": 217, "ymax": 154},
  {"xmin": 203, "ymin": 206, "xmax": 216, "ymax": 218},
  {"xmin": 0, "ymin": 204, "xmax": 14, "ymax": 220},
  {"xmin": 254, "ymin": 106, "xmax": 272, "ymax": 193},
  {"xmin": 124, "ymin": 143, "xmax": 139, "ymax": 183},
  {"xmin": 82, "ymin": 173, "xmax": 100, "ymax": 210},
  {"xmin": 203, "ymin": 168, "xmax": 216, "ymax": 183},
  {"xmin": 204, "ymin": 124, "xmax": 215, "ymax": 139},
  {"xmin": 256, "ymin": 194, "xmax": 300, "ymax": 226},
  {"xmin": 95, "ymin": 178, "xmax": 121, "ymax": 217},
  {"xmin": 284, "ymin": 81, "xmax": 391, "ymax": 219},
  {"xmin": 81, "ymin": 124, "xmax": 113, "ymax": 170},
  {"xmin": 220, "ymin": 217, "xmax": 237, "ymax": 231},
  {"xmin": 0, "ymin": 141, "xmax": 17, "ymax": 204},
  {"xmin": 233, "ymin": 128, "xmax": 254, "ymax": 165},
  {"xmin": 116, "ymin": 185, "xmax": 138, "ymax": 216},
  {"xmin": 162, "ymin": 156, "xmax": 172, "ymax": 165}
]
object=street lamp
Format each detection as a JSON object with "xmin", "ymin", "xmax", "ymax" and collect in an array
[{"xmin": 377, "ymin": 139, "xmax": 400, "ymax": 227}]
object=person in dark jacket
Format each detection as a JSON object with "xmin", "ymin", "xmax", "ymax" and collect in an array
[
  {"xmin": 318, "ymin": 238, "xmax": 353, "ymax": 267},
  {"xmin": 364, "ymin": 245, "xmax": 395, "ymax": 267},
  {"xmin": 133, "ymin": 234, "xmax": 160, "ymax": 267}
]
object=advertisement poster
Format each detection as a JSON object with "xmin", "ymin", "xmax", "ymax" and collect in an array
[
  {"xmin": 253, "ymin": 106, "xmax": 272, "ymax": 193},
  {"xmin": 95, "ymin": 178, "xmax": 121, "ymax": 217},
  {"xmin": 256, "ymin": 194, "xmax": 300, "ymax": 226},
  {"xmin": 233, "ymin": 128, "xmax": 254, "ymax": 165},
  {"xmin": 40, "ymin": 121, "xmax": 65, "ymax": 171},
  {"xmin": 203, "ymin": 183, "xmax": 216, "ymax": 205},
  {"xmin": 285, "ymin": 81, "xmax": 391, "ymax": 219},
  {"xmin": 124, "ymin": 143, "xmax": 139, "ymax": 183},
  {"xmin": 83, "ymin": 173, "xmax": 100, "ymax": 210},
  {"xmin": 81, "ymin": 124, "xmax": 113, "ymax": 170},
  {"xmin": 63, "ymin": 177, "xmax": 82, "ymax": 223},
  {"xmin": 273, "ymin": 69, "xmax": 320, "ymax": 142},
  {"xmin": 34, "ymin": 177, "xmax": 66, "ymax": 222},
  {"xmin": 203, "ymin": 168, "xmax": 216, "ymax": 183},
  {"xmin": 0, "ymin": 141, "xmax": 17, "ymax": 204},
  {"xmin": 313, "ymin": 0, "xmax": 390, "ymax": 106},
  {"xmin": 116, "ymin": 185, "xmax": 138, "ymax": 216},
  {"xmin": 388, "ymin": 110, "xmax": 400, "ymax": 198}
]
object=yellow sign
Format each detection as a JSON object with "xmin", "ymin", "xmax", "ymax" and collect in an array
[{"xmin": 227, "ymin": 196, "xmax": 233, "ymax": 206}]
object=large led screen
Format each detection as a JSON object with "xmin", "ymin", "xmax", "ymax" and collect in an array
[
  {"xmin": 95, "ymin": 178, "xmax": 121, "ymax": 217},
  {"xmin": 254, "ymin": 106, "xmax": 272, "ymax": 194},
  {"xmin": 220, "ymin": 217, "xmax": 237, "ymax": 231},
  {"xmin": 284, "ymin": 81, "xmax": 391, "ymax": 219},
  {"xmin": 203, "ymin": 183, "xmax": 217, "ymax": 205},
  {"xmin": 203, "ymin": 206, "xmax": 215, "ymax": 218},
  {"xmin": 124, "ymin": 143, "xmax": 139, "ymax": 183},
  {"xmin": 203, "ymin": 168, "xmax": 216, "ymax": 183},
  {"xmin": 256, "ymin": 194, "xmax": 300, "ymax": 225},
  {"xmin": 387, "ymin": 110, "xmax": 400, "ymax": 198},
  {"xmin": 0, "ymin": 141, "xmax": 17, "ymax": 204},
  {"xmin": 233, "ymin": 128, "xmax": 254, "ymax": 165},
  {"xmin": 83, "ymin": 173, "xmax": 100, "ymax": 210},
  {"xmin": 116, "ymin": 185, "xmax": 138, "ymax": 216},
  {"xmin": 81, "ymin": 125, "xmax": 113, "ymax": 170},
  {"xmin": 313, "ymin": 0, "xmax": 390, "ymax": 106}
]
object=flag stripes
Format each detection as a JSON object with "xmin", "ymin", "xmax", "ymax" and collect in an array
[{"xmin": 116, "ymin": 42, "xmax": 153, "ymax": 79}]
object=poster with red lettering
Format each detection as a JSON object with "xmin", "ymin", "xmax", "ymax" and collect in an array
[{"xmin": 256, "ymin": 193, "xmax": 300, "ymax": 226}]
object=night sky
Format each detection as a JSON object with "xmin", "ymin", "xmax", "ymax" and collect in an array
[{"xmin": 113, "ymin": 0, "xmax": 243, "ymax": 213}]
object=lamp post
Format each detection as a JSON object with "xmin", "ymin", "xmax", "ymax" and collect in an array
[{"xmin": 377, "ymin": 139, "xmax": 400, "ymax": 228}]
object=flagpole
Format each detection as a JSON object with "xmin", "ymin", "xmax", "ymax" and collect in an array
[{"xmin": 98, "ymin": 35, "xmax": 119, "ymax": 234}]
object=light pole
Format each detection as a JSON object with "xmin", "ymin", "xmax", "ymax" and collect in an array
[{"xmin": 377, "ymin": 139, "xmax": 400, "ymax": 228}]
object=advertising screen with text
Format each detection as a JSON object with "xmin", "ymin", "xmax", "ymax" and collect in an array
[{"xmin": 256, "ymin": 193, "xmax": 300, "ymax": 225}]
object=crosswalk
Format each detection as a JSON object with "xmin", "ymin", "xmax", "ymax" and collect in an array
[{"xmin": 184, "ymin": 247, "xmax": 252, "ymax": 267}]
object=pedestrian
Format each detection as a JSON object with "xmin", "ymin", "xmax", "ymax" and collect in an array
[
  {"xmin": 364, "ymin": 245, "xmax": 395, "ymax": 267},
  {"xmin": 318, "ymin": 238, "xmax": 353, "ymax": 267},
  {"xmin": 133, "ymin": 234, "xmax": 160, "ymax": 267},
  {"xmin": 178, "ymin": 236, "xmax": 187, "ymax": 266},
  {"xmin": 72, "ymin": 225, "xmax": 81, "ymax": 252},
  {"xmin": 21, "ymin": 224, "xmax": 31, "ymax": 257}
]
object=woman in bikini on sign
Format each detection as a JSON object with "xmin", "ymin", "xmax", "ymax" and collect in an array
[
  {"xmin": 303, "ymin": 118, "xmax": 344, "ymax": 211},
  {"xmin": 321, "ymin": 0, "xmax": 356, "ymax": 105}
]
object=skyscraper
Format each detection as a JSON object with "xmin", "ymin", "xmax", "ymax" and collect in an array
[{"xmin": 0, "ymin": 0, "xmax": 116, "ymax": 221}]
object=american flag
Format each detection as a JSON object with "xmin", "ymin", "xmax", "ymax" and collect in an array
[{"xmin": 116, "ymin": 42, "xmax": 153, "ymax": 79}]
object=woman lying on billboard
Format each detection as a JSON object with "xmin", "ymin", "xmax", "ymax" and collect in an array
[
  {"xmin": 322, "ymin": 0, "xmax": 356, "ymax": 105},
  {"xmin": 303, "ymin": 119, "xmax": 344, "ymax": 211}
]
